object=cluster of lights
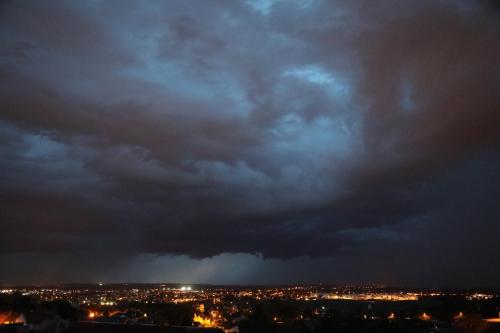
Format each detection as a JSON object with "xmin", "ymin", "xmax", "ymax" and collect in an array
[
  {"xmin": 466, "ymin": 293, "xmax": 494, "ymax": 300},
  {"xmin": 325, "ymin": 292, "xmax": 418, "ymax": 301},
  {"xmin": 193, "ymin": 309, "xmax": 223, "ymax": 328}
]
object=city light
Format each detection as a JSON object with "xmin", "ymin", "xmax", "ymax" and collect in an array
[{"xmin": 419, "ymin": 312, "xmax": 431, "ymax": 321}]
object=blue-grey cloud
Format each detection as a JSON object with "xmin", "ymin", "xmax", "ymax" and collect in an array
[{"xmin": 0, "ymin": 0, "xmax": 499, "ymax": 287}]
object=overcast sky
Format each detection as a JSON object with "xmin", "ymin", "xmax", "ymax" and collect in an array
[{"xmin": 0, "ymin": 0, "xmax": 499, "ymax": 287}]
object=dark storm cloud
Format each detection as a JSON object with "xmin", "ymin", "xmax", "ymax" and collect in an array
[{"xmin": 0, "ymin": 0, "xmax": 499, "ymax": 286}]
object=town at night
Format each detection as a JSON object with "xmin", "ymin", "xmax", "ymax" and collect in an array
[{"xmin": 1, "ymin": 284, "xmax": 499, "ymax": 332}]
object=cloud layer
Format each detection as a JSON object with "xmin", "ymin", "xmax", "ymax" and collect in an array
[{"xmin": 0, "ymin": 0, "xmax": 499, "ymax": 286}]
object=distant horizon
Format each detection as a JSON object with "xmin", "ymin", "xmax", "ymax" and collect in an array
[{"xmin": 2, "ymin": 282, "xmax": 499, "ymax": 291}]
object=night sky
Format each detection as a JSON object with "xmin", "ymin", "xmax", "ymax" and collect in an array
[{"xmin": 0, "ymin": 0, "xmax": 499, "ymax": 287}]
